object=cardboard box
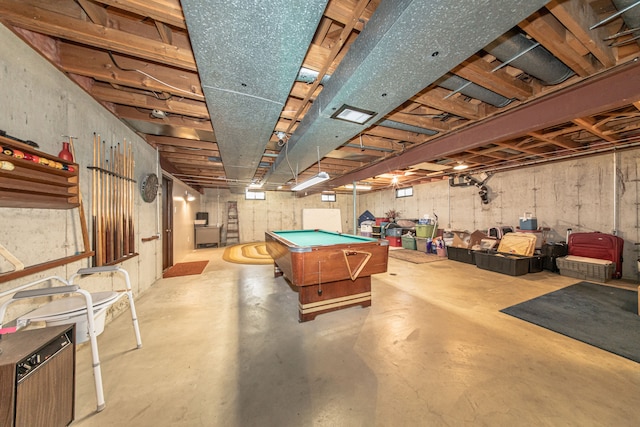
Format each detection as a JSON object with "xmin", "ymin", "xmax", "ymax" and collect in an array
[
  {"xmin": 497, "ymin": 232, "xmax": 537, "ymax": 257},
  {"xmin": 451, "ymin": 231, "xmax": 471, "ymax": 248},
  {"xmin": 514, "ymin": 229, "xmax": 545, "ymax": 249}
]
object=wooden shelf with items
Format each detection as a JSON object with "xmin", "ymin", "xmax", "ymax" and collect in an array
[
  {"xmin": 0, "ymin": 135, "xmax": 79, "ymax": 209},
  {"xmin": 0, "ymin": 134, "xmax": 92, "ymax": 283}
]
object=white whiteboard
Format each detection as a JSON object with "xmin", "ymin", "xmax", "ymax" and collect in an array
[{"xmin": 302, "ymin": 209, "xmax": 342, "ymax": 233}]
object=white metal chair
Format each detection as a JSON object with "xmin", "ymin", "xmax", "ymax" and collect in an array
[{"xmin": 0, "ymin": 265, "xmax": 142, "ymax": 412}]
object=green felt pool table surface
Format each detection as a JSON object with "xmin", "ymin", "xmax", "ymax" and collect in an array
[{"xmin": 270, "ymin": 229, "xmax": 378, "ymax": 247}]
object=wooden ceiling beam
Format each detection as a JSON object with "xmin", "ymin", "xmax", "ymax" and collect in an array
[
  {"xmin": 545, "ymin": 0, "xmax": 616, "ymax": 68},
  {"xmin": 146, "ymin": 135, "xmax": 217, "ymax": 150},
  {"xmin": 58, "ymin": 43, "xmax": 203, "ymax": 100},
  {"xmin": 0, "ymin": 0, "xmax": 196, "ymax": 70},
  {"xmin": 455, "ymin": 55, "xmax": 533, "ymax": 101},
  {"xmin": 572, "ymin": 117, "xmax": 617, "ymax": 142},
  {"xmin": 91, "ymin": 0, "xmax": 186, "ymax": 29},
  {"xmin": 155, "ymin": 21, "xmax": 173, "ymax": 45},
  {"xmin": 519, "ymin": 9, "xmax": 599, "ymax": 77},
  {"xmin": 115, "ymin": 105, "xmax": 213, "ymax": 134},
  {"xmin": 527, "ymin": 131, "xmax": 583, "ymax": 151},
  {"xmin": 92, "ymin": 84, "xmax": 208, "ymax": 118},
  {"xmin": 364, "ymin": 126, "xmax": 430, "ymax": 144},
  {"xmin": 386, "ymin": 111, "xmax": 454, "ymax": 133},
  {"xmin": 76, "ymin": 0, "xmax": 108, "ymax": 26},
  {"xmin": 323, "ymin": 0, "xmax": 374, "ymax": 30},
  {"xmin": 413, "ymin": 87, "xmax": 487, "ymax": 120}
]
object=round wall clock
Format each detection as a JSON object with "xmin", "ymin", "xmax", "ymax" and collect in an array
[{"xmin": 140, "ymin": 173, "xmax": 159, "ymax": 203}]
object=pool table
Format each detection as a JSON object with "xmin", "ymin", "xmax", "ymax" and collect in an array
[{"xmin": 265, "ymin": 229, "xmax": 389, "ymax": 322}]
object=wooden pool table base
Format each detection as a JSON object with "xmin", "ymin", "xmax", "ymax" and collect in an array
[
  {"xmin": 297, "ymin": 276, "xmax": 371, "ymax": 322},
  {"xmin": 275, "ymin": 266, "xmax": 372, "ymax": 321}
]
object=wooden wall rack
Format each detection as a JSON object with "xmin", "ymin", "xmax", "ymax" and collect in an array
[{"xmin": 0, "ymin": 135, "xmax": 92, "ymax": 283}]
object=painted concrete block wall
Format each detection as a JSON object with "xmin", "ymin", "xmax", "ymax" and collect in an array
[
  {"xmin": 0, "ymin": 26, "xmax": 163, "ymax": 320},
  {"xmin": 201, "ymin": 189, "xmax": 358, "ymax": 243}
]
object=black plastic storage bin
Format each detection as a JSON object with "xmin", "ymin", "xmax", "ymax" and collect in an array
[
  {"xmin": 447, "ymin": 246, "xmax": 476, "ymax": 264},
  {"xmin": 540, "ymin": 242, "xmax": 568, "ymax": 272},
  {"xmin": 474, "ymin": 251, "xmax": 531, "ymax": 276},
  {"xmin": 529, "ymin": 254, "xmax": 544, "ymax": 273}
]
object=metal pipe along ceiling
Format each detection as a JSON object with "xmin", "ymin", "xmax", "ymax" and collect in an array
[
  {"xmin": 436, "ymin": 74, "xmax": 513, "ymax": 107},
  {"xmin": 265, "ymin": 0, "xmax": 551, "ymax": 187},
  {"xmin": 484, "ymin": 30, "xmax": 574, "ymax": 85}
]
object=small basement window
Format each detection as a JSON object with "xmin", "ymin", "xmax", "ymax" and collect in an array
[
  {"xmin": 245, "ymin": 190, "xmax": 265, "ymax": 200},
  {"xmin": 396, "ymin": 187, "xmax": 413, "ymax": 198},
  {"xmin": 321, "ymin": 193, "xmax": 336, "ymax": 202}
]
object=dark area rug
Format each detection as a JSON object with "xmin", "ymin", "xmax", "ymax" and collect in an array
[
  {"xmin": 388, "ymin": 249, "xmax": 447, "ymax": 264},
  {"xmin": 501, "ymin": 281, "xmax": 640, "ymax": 363},
  {"xmin": 163, "ymin": 260, "xmax": 209, "ymax": 278}
]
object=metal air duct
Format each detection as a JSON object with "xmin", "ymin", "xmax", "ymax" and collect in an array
[
  {"xmin": 265, "ymin": 0, "xmax": 551, "ymax": 187},
  {"xmin": 613, "ymin": 0, "xmax": 640, "ymax": 45},
  {"xmin": 436, "ymin": 74, "xmax": 512, "ymax": 107},
  {"xmin": 377, "ymin": 119, "xmax": 438, "ymax": 136},
  {"xmin": 181, "ymin": 0, "xmax": 329, "ymax": 193},
  {"xmin": 296, "ymin": 67, "xmax": 331, "ymax": 86},
  {"xmin": 485, "ymin": 30, "xmax": 574, "ymax": 85}
]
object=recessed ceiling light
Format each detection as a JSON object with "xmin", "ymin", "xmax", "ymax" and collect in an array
[{"xmin": 331, "ymin": 104, "xmax": 377, "ymax": 125}]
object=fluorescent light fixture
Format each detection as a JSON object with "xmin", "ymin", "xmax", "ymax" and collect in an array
[
  {"xmin": 453, "ymin": 163, "xmax": 468, "ymax": 170},
  {"xmin": 291, "ymin": 171, "xmax": 330, "ymax": 191},
  {"xmin": 344, "ymin": 182, "xmax": 372, "ymax": 191},
  {"xmin": 331, "ymin": 104, "xmax": 377, "ymax": 125},
  {"xmin": 248, "ymin": 182, "xmax": 263, "ymax": 189}
]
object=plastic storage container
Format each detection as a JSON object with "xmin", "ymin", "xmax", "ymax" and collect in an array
[
  {"xmin": 385, "ymin": 227, "xmax": 403, "ymax": 237},
  {"xmin": 475, "ymin": 251, "xmax": 533, "ymax": 276},
  {"xmin": 415, "ymin": 224, "xmax": 435, "ymax": 238},
  {"xmin": 447, "ymin": 246, "xmax": 476, "ymax": 264},
  {"xmin": 402, "ymin": 235, "xmax": 417, "ymax": 250},
  {"xmin": 519, "ymin": 212, "xmax": 537, "ymax": 230},
  {"xmin": 556, "ymin": 255, "xmax": 613, "ymax": 282},
  {"xmin": 385, "ymin": 236, "xmax": 402, "ymax": 247}
]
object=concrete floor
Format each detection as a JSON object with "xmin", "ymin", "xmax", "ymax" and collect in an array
[{"xmin": 72, "ymin": 248, "xmax": 640, "ymax": 426}]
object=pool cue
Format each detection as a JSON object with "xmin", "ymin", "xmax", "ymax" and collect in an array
[
  {"xmin": 122, "ymin": 140, "xmax": 129, "ymax": 256},
  {"xmin": 92, "ymin": 133, "xmax": 99, "ymax": 266},
  {"xmin": 95, "ymin": 134, "xmax": 103, "ymax": 266},
  {"xmin": 118, "ymin": 141, "xmax": 125, "ymax": 258},
  {"xmin": 115, "ymin": 142, "xmax": 121, "ymax": 260},
  {"xmin": 128, "ymin": 142, "xmax": 135, "ymax": 254},
  {"xmin": 106, "ymin": 145, "xmax": 113, "ymax": 264},
  {"xmin": 101, "ymin": 140, "xmax": 107, "ymax": 265}
]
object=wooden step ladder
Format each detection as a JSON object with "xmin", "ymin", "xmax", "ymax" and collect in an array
[{"xmin": 226, "ymin": 201, "xmax": 239, "ymax": 244}]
